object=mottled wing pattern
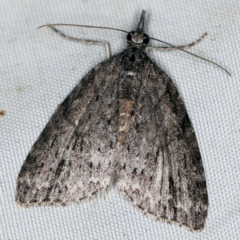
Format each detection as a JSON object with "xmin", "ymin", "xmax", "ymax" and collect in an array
[
  {"xmin": 16, "ymin": 57, "xmax": 121, "ymax": 206},
  {"xmin": 16, "ymin": 46, "xmax": 207, "ymax": 231},
  {"xmin": 117, "ymin": 48, "xmax": 208, "ymax": 231}
]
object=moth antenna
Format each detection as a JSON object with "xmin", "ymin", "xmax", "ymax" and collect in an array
[
  {"xmin": 38, "ymin": 23, "xmax": 129, "ymax": 34},
  {"xmin": 38, "ymin": 10, "xmax": 147, "ymax": 34},
  {"xmin": 38, "ymin": 11, "xmax": 230, "ymax": 76},
  {"xmin": 149, "ymin": 36, "xmax": 230, "ymax": 76}
]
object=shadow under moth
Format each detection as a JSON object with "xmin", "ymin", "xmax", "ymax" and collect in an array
[{"xmin": 16, "ymin": 10, "xmax": 210, "ymax": 231}]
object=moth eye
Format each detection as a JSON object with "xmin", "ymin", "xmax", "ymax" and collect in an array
[
  {"xmin": 143, "ymin": 33, "xmax": 150, "ymax": 44},
  {"xmin": 127, "ymin": 31, "xmax": 135, "ymax": 41}
]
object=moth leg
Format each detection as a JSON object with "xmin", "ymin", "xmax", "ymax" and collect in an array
[
  {"xmin": 146, "ymin": 32, "xmax": 207, "ymax": 52},
  {"xmin": 49, "ymin": 26, "xmax": 111, "ymax": 58}
]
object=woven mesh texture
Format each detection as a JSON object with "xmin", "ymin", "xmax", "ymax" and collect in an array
[{"xmin": 1, "ymin": 1, "xmax": 240, "ymax": 239}]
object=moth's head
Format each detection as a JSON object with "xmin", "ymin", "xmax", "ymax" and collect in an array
[
  {"xmin": 126, "ymin": 10, "xmax": 150, "ymax": 46},
  {"xmin": 127, "ymin": 31, "xmax": 149, "ymax": 45}
]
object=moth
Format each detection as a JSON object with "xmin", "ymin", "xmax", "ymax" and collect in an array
[{"xmin": 16, "ymin": 10, "xmax": 210, "ymax": 231}]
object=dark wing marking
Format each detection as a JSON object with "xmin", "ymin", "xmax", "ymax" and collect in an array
[
  {"xmin": 117, "ymin": 51, "xmax": 208, "ymax": 231},
  {"xmin": 16, "ymin": 56, "xmax": 120, "ymax": 206}
]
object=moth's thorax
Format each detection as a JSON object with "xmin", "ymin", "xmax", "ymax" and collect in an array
[{"xmin": 121, "ymin": 47, "xmax": 149, "ymax": 75}]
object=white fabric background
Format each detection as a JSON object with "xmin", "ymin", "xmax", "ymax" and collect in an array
[{"xmin": 1, "ymin": 0, "xmax": 240, "ymax": 239}]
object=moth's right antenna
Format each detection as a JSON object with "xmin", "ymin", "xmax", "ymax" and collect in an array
[{"xmin": 149, "ymin": 36, "xmax": 231, "ymax": 76}]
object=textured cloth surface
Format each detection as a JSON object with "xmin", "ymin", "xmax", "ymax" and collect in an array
[{"xmin": 1, "ymin": 1, "xmax": 240, "ymax": 239}]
